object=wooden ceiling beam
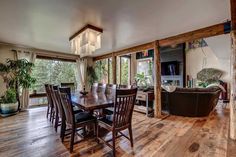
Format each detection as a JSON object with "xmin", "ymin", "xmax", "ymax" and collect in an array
[
  {"xmin": 93, "ymin": 53, "xmax": 113, "ymax": 61},
  {"xmin": 159, "ymin": 21, "xmax": 231, "ymax": 47},
  {"xmin": 93, "ymin": 42, "xmax": 154, "ymax": 61},
  {"xmin": 93, "ymin": 21, "xmax": 230, "ymax": 61}
]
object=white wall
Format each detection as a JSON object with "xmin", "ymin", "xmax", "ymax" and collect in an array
[
  {"xmin": 0, "ymin": 45, "xmax": 16, "ymax": 96},
  {"xmin": 186, "ymin": 46, "xmax": 230, "ymax": 83}
]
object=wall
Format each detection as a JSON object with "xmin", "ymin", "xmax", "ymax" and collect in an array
[
  {"xmin": 0, "ymin": 45, "xmax": 16, "ymax": 96},
  {"xmin": 160, "ymin": 44, "xmax": 185, "ymax": 87},
  {"xmin": 186, "ymin": 46, "xmax": 231, "ymax": 84}
]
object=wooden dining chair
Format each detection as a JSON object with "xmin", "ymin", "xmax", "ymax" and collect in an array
[
  {"xmin": 97, "ymin": 88, "xmax": 138, "ymax": 157},
  {"xmin": 105, "ymin": 84, "xmax": 116, "ymax": 95},
  {"xmin": 53, "ymin": 88, "xmax": 67, "ymax": 138},
  {"xmin": 117, "ymin": 84, "xmax": 132, "ymax": 89},
  {"xmin": 50, "ymin": 85, "xmax": 63, "ymax": 132},
  {"xmin": 59, "ymin": 92, "xmax": 97, "ymax": 153},
  {"xmin": 97, "ymin": 83, "xmax": 106, "ymax": 93},
  {"xmin": 61, "ymin": 82, "xmax": 76, "ymax": 92},
  {"xmin": 45, "ymin": 84, "xmax": 55, "ymax": 122}
]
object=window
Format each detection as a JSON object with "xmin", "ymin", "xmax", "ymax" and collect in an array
[
  {"xmin": 31, "ymin": 58, "xmax": 77, "ymax": 93},
  {"xmin": 116, "ymin": 55, "xmax": 131, "ymax": 85},
  {"xmin": 137, "ymin": 58, "xmax": 153, "ymax": 85},
  {"xmin": 95, "ymin": 58, "xmax": 112, "ymax": 84}
]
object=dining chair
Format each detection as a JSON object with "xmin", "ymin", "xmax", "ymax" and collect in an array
[
  {"xmin": 105, "ymin": 84, "xmax": 116, "ymax": 95},
  {"xmin": 61, "ymin": 82, "xmax": 76, "ymax": 93},
  {"xmin": 50, "ymin": 85, "xmax": 63, "ymax": 132},
  {"xmin": 59, "ymin": 92, "xmax": 97, "ymax": 153},
  {"xmin": 53, "ymin": 87, "xmax": 67, "ymax": 138},
  {"xmin": 97, "ymin": 88, "xmax": 138, "ymax": 157},
  {"xmin": 45, "ymin": 84, "xmax": 54, "ymax": 122},
  {"xmin": 91, "ymin": 83, "xmax": 98, "ymax": 93},
  {"xmin": 117, "ymin": 84, "xmax": 132, "ymax": 89},
  {"xmin": 97, "ymin": 83, "xmax": 106, "ymax": 93}
]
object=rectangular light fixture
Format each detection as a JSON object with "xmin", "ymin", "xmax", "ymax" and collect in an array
[{"xmin": 70, "ymin": 24, "xmax": 103, "ymax": 58}]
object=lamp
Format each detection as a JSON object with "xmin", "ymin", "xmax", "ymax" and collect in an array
[{"xmin": 70, "ymin": 24, "xmax": 103, "ymax": 57}]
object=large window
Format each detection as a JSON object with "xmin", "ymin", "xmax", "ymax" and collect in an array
[
  {"xmin": 95, "ymin": 58, "xmax": 112, "ymax": 84},
  {"xmin": 31, "ymin": 58, "xmax": 77, "ymax": 93}
]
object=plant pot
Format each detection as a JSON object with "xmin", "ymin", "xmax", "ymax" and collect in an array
[{"xmin": 0, "ymin": 102, "xmax": 18, "ymax": 116}]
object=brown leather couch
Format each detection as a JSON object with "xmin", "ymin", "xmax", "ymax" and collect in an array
[{"xmin": 161, "ymin": 87, "xmax": 222, "ymax": 117}]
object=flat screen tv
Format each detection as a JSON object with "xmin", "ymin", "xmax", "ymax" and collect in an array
[{"xmin": 161, "ymin": 61, "xmax": 180, "ymax": 75}]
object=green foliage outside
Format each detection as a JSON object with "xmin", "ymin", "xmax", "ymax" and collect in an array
[
  {"xmin": 120, "ymin": 57, "xmax": 129, "ymax": 85},
  {"xmin": 31, "ymin": 59, "xmax": 77, "ymax": 92},
  {"xmin": 94, "ymin": 59, "xmax": 109, "ymax": 83}
]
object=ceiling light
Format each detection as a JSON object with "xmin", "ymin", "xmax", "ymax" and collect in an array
[{"xmin": 70, "ymin": 24, "xmax": 103, "ymax": 58}]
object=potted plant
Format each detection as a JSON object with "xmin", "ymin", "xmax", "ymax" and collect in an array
[
  {"xmin": 0, "ymin": 59, "xmax": 36, "ymax": 113},
  {"xmin": 87, "ymin": 66, "xmax": 98, "ymax": 87},
  {"xmin": 0, "ymin": 88, "xmax": 18, "ymax": 116}
]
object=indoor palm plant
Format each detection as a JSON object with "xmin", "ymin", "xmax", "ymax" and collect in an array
[{"xmin": 0, "ymin": 59, "xmax": 36, "ymax": 116}]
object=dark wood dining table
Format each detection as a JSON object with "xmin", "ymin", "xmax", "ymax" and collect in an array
[{"xmin": 71, "ymin": 92, "xmax": 115, "ymax": 111}]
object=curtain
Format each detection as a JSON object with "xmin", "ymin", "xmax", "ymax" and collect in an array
[
  {"xmin": 75, "ymin": 58, "xmax": 86, "ymax": 91},
  {"xmin": 16, "ymin": 50, "xmax": 36, "ymax": 110},
  {"xmin": 75, "ymin": 57, "xmax": 93, "ymax": 91}
]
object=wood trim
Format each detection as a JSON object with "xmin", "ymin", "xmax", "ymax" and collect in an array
[
  {"xmin": 0, "ymin": 41, "xmax": 80, "ymax": 61},
  {"xmin": 36, "ymin": 55, "xmax": 76, "ymax": 62},
  {"xmin": 93, "ymin": 42, "xmax": 154, "ymax": 61},
  {"xmin": 114, "ymin": 42, "xmax": 154, "ymax": 57},
  {"xmin": 93, "ymin": 53, "xmax": 113, "ymax": 61},
  {"xmin": 29, "ymin": 93, "xmax": 47, "ymax": 98},
  {"xmin": 229, "ymin": 0, "xmax": 236, "ymax": 140},
  {"xmin": 69, "ymin": 24, "xmax": 103, "ymax": 41},
  {"xmin": 153, "ymin": 40, "xmax": 161, "ymax": 118},
  {"xmin": 93, "ymin": 22, "xmax": 230, "ymax": 61},
  {"xmin": 112, "ymin": 54, "xmax": 117, "ymax": 84},
  {"xmin": 231, "ymin": 0, "xmax": 236, "ymax": 30},
  {"xmin": 159, "ymin": 22, "xmax": 230, "ymax": 47}
]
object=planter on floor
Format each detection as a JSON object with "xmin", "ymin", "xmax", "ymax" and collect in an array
[{"xmin": 0, "ymin": 102, "xmax": 18, "ymax": 117}]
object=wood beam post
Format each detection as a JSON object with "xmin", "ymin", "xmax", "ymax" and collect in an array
[
  {"xmin": 230, "ymin": 0, "xmax": 236, "ymax": 140},
  {"xmin": 112, "ymin": 53, "xmax": 117, "ymax": 84},
  {"xmin": 153, "ymin": 40, "xmax": 162, "ymax": 118}
]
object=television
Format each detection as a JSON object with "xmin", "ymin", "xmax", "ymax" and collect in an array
[{"xmin": 161, "ymin": 61, "xmax": 180, "ymax": 75}]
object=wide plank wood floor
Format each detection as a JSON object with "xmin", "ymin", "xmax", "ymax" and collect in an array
[{"xmin": 0, "ymin": 104, "xmax": 236, "ymax": 157}]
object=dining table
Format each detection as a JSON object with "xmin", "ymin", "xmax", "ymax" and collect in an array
[{"xmin": 71, "ymin": 91, "xmax": 115, "ymax": 112}]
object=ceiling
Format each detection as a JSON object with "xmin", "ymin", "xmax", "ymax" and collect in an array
[{"xmin": 0, "ymin": 0, "xmax": 230, "ymax": 56}]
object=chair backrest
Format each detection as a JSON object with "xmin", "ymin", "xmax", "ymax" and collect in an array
[
  {"xmin": 97, "ymin": 83, "xmax": 106, "ymax": 93},
  {"xmin": 61, "ymin": 82, "xmax": 75, "ymax": 92},
  {"xmin": 113, "ymin": 88, "xmax": 137, "ymax": 129},
  {"xmin": 91, "ymin": 83, "xmax": 98, "ymax": 93},
  {"xmin": 59, "ymin": 92, "xmax": 75, "ymax": 125},
  {"xmin": 49, "ymin": 85, "xmax": 59, "ymax": 112},
  {"xmin": 117, "ymin": 84, "xmax": 132, "ymax": 89},
  {"xmin": 105, "ymin": 84, "xmax": 116, "ymax": 95},
  {"xmin": 51, "ymin": 86, "xmax": 65, "ymax": 119},
  {"xmin": 45, "ymin": 84, "xmax": 54, "ymax": 108},
  {"xmin": 59, "ymin": 87, "xmax": 71, "ymax": 100}
]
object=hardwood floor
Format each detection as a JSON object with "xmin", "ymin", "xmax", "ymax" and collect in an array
[{"xmin": 0, "ymin": 104, "xmax": 235, "ymax": 157}]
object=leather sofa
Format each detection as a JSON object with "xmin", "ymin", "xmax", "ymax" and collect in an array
[{"xmin": 161, "ymin": 87, "xmax": 222, "ymax": 117}]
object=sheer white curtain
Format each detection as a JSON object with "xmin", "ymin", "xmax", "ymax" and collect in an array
[
  {"xmin": 16, "ymin": 50, "xmax": 36, "ymax": 110},
  {"xmin": 75, "ymin": 58, "xmax": 87, "ymax": 91}
]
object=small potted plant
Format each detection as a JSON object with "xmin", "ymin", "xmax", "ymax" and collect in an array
[{"xmin": 0, "ymin": 88, "xmax": 18, "ymax": 116}]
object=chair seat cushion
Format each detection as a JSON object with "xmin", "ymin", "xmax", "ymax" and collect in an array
[
  {"xmin": 98, "ymin": 116, "xmax": 113, "ymax": 126},
  {"xmin": 75, "ymin": 112, "xmax": 96, "ymax": 123},
  {"xmin": 73, "ymin": 106, "xmax": 83, "ymax": 114},
  {"xmin": 103, "ymin": 107, "xmax": 114, "ymax": 115}
]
